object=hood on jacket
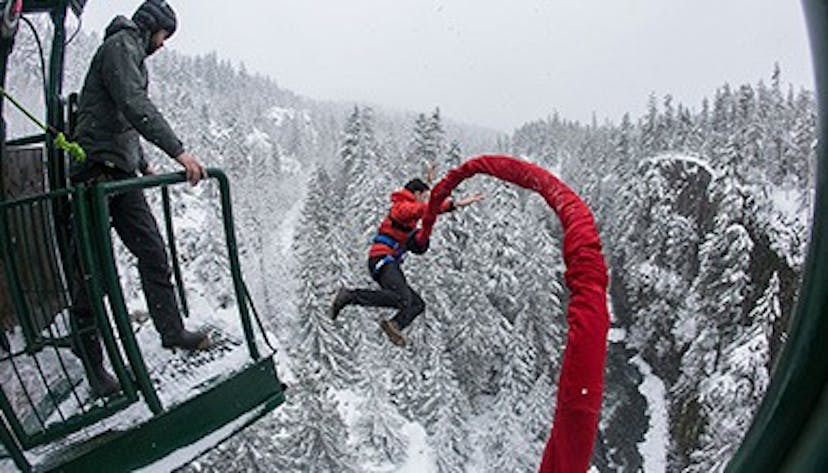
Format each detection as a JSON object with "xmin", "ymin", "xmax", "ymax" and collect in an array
[
  {"xmin": 104, "ymin": 15, "xmax": 140, "ymax": 40},
  {"xmin": 390, "ymin": 189, "xmax": 418, "ymax": 203}
]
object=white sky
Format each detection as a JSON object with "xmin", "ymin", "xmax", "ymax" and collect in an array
[{"xmin": 78, "ymin": 1, "xmax": 815, "ymax": 132}]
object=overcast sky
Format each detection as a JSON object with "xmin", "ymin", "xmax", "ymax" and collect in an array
[{"xmin": 78, "ymin": 1, "xmax": 814, "ymax": 132}]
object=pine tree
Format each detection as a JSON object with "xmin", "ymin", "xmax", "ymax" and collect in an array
[
  {"xmin": 523, "ymin": 371, "xmax": 556, "ymax": 446},
  {"xmin": 674, "ymin": 105, "xmax": 698, "ymax": 152},
  {"xmin": 789, "ymin": 90, "xmax": 817, "ymax": 194},
  {"xmin": 408, "ymin": 108, "xmax": 446, "ymax": 176},
  {"xmin": 334, "ymin": 106, "xmax": 397, "ymax": 380},
  {"xmin": 614, "ymin": 112, "xmax": 635, "ymax": 174},
  {"xmin": 446, "ymin": 141, "xmax": 464, "ymax": 169},
  {"xmin": 685, "ymin": 273, "xmax": 779, "ymax": 472},
  {"xmin": 420, "ymin": 347, "xmax": 473, "ymax": 472},
  {"xmin": 480, "ymin": 181, "xmax": 526, "ymax": 323},
  {"xmin": 339, "ymin": 107, "xmax": 388, "ymax": 262},
  {"xmin": 640, "ymin": 93, "xmax": 660, "ymax": 155},
  {"xmin": 484, "ymin": 329, "xmax": 539, "ymax": 473},
  {"xmin": 707, "ymin": 84, "xmax": 735, "ymax": 163},
  {"xmin": 339, "ymin": 107, "xmax": 363, "ymax": 183},
  {"xmin": 425, "ymin": 107, "xmax": 446, "ymax": 165},
  {"xmin": 514, "ymin": 199, "xmax": 567, "ymax": 377},
  {"xmin": 673, "ymin": 212, "xmax": 754, "ymax": 463},
  {"xmin": 444, "ymin": 280, "xmax": 505, "ymax": 400},
  {"xmin": 388, "ymin": 347, "xmax": 423, "ymax": 420},
  {"xmin": 763, "ymin": 65, "xmax": 788, "ymax": 185},
  {"xmin": 692, "ymin": 221, "xmax": 754, "ymax": 364},
  {"xmin": 270, "ymin": 363, "xmax": 360, "ymax": 472},
  {"xmin": 293, "ymin": 167, "xmax": 357, "ymax": 384},
  {"xmin": 438, "ymin": 179, "xmax": 512, "ymax": 400},
  {"xmin": 408, "ymin": 112, "xmax": 431, "ymax": 175},
  {"xmin": 660, "ymin": 94, "xmax": 676, "ymax": 150},
  {"xmin": 735, "ymin": 84, "xmax": 767, "ymax": 184},
  {"xmin": 352, "ymin": 368, "xmax": 408, "ymax": 466},
  {"xmin": 430, "ymin": 407, "xmax": 472, "ymax": 473}
]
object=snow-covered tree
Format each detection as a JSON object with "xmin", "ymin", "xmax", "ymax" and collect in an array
[
  {"xmin": 684, "ymin": 273, "xmax": 780, "ymax": 472},
  {"xmin": 293, "ymin": 167, "xmax": 357, "ymax": 384},
  {"xmin": 421, "ymin": 347, "xmax": 473, "ymax": 473},
  {"xmin": 269, "ymin": 363, "xmax": 360, "ymax": 472},
  {"xmin": 352, "ymin": 368, "xmax": 408, "ymax": 466}
]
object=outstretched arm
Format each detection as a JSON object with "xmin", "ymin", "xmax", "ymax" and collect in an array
[
  {"xmin": 454, "ymin": 193, "xmax": 484, "ymax": 208},
  {"xmin": 395, "ymin": 192, "xmax": 482, "ymax": 221},
  {"xmin": 424, "ymin": 161, "xmax": 437, "ymax": 184}
]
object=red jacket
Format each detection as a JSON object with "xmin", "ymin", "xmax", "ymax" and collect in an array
[{"xmin": 369, "ymin": 188, "xmax": 454, "ymax": 258}]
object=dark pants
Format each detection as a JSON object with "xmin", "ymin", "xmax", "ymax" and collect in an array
[
  {"xmin": 70, "ymin": 168, "xmax": 182, "ymax": 365},
  {"xmin": 347, "ymin": 257, "xmax": 425, "ymax": 330}
]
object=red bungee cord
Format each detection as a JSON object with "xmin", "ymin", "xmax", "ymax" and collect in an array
[{"xmin": 416, "ymin": 154, "xmax": 609, "ymax": 473}]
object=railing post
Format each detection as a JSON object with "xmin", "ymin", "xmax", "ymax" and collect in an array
[
  {"xmin": 0, "ymin": 372, "xmax": 29, "ymax": 459},
  {"xmin": 0, "ymin": 412, "xmax": 30, "ymax": 473},
  {"xmin": 46, "ymin": 4, "xmax": 67, "ymax": 192},
  {"xmin": 72, "ymin": 186, "xmax": 138, "ymax": 402},
  {"xmin": 0, "ymin": 207, "xmax": 37, "ymax": 346},
  {"xmin": 89, "ymin": 185, "xmax": 162, "ymax": 414},
  {"xmin": 162, "ymin": 186, "xmax": 189, "ymax": 318},
  {"xmin": 214, "ymin": 171, "xmax": 260, "ymax": 360}
]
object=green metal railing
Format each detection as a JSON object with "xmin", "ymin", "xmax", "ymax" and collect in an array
[
  {"xmin": 94, "ymin": 169, "xmax": 261, "ymax": 362},
  {"xmin": 0, "ymin": 168, "xmax": 270, "ymax": 471},
  {"xmin": 6, "ymin": 134, "xmax": 47, "ymax": 148},
  {"xmin": 162, "ymin": 186, "xmax": 189, "ymax": 318},
  {"xmin": 0, "ymin": 188, "xmax": 71, "ymax": 348},
  {"xmin": 0, "ymin": 188, "xmax": 135, "ymax": 452},
  {"xmin": 1, "ymin": 3, "xmax": 279, "ymax": 471}
]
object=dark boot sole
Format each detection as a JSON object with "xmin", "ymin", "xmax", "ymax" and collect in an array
[
  {"xmin": 89, "ymin": 370, "xmax": 121, "ymax": 398},
  {"xmin": 162, "ymin": 335, "xmax": 211, "ymax": 351},
  {"xmin": 92, "ymin": 381, "xmax": 121, "ymax": 398}
]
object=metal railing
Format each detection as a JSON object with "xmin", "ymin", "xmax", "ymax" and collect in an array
[
  {"xmin": 0, "ymin": 187, "xmax": 134, "ymax": 451},
  {"xmin": 0, "ymin": 168, "xmax": 266, "ymax": 470}
]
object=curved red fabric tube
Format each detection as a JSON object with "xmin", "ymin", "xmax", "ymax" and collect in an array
[{"xmin": 419, "ymin": 155, "xmax": 609, "ymax": 473}]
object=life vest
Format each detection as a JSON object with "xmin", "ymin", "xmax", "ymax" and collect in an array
[{"xmin": 369, "ymin": 188, "xmax": 454, "ymax": 259}]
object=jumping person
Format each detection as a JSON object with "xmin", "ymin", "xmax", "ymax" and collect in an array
[{"xmin": 329, "ymin": 177, "xmax": 482, "ymax": 346}]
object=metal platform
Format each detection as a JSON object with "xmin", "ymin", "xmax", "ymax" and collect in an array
[{"xmin": 2, "ymin": 321, "xmax": 283, "ymax": 472}]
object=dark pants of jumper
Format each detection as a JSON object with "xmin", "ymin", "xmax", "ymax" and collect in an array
[
  {"xmin": 348, "ymin": 257, "xmax": 425, "ymax": 330},
  {"xmin": 70, "ymin": 169, "xmax": 183, "ymax": 364}
]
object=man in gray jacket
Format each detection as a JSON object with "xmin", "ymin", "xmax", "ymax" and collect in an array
[{"xmin": 70, "ymin": 0, "xmax": 209, "ymax": 397}]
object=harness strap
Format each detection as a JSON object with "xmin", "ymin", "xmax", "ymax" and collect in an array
[
  {"xmin": 373, "ymin": 233, "xmax": 402, "ymax": 251},
  {"xmin": 372, "ymin": 254, "xmax": 398, "ymax": 275},
  {"xmin": 372, "ymin": 234, "xmax": 407, "ymax": 275}
]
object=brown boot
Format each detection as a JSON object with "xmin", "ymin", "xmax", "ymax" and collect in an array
[{"xmin": 379, "ymin": 319, "xmax": 406, "ymax": 347}]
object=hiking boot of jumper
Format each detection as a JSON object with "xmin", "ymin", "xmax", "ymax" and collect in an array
[
  {"xmin": 379, "ymin": 319, "xmax": 406, "ymax": 347},
  {"xmin": 161, "ymin": 328, "xmax": 211, "ymax": 351},
  {"xmin": 329, "ymin": 287, "xmax": 352, "ymax": 320}
]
